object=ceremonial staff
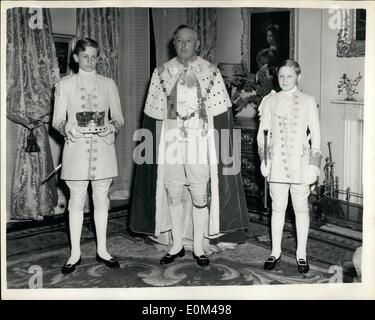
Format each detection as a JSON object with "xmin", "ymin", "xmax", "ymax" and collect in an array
[
  {"xmin": 42, "ymin": 163, "xmax": 61, "ymax": 184},
  {"xmin": 263, "ymin": 129, "xmax": 269, "ymax": 215}
]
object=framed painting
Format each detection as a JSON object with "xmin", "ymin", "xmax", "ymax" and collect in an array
[
  {"xmin": 337, "ymin": 9, "xmax": 366, "ymax": 57},
  {"xmin": 241, "ymin": 8, "xmax": 297, "ymax": 75},
  {"xmin": 53, "ymin": 33, "xmax": 73, "ymax": 76}
]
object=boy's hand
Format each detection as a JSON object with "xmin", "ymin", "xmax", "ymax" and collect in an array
[
  {"xmin": 65, "ymin": 123, "xmax": 82, "ymax": 142},
  {"xmin": 260, "ymin": 160, "xmax": 271, "ymax": 177},
  {"xmin": 98, "ymin": 124, "xmax": 116, "ymax": 137},
  {"xmin": 305, "ymin": 165, "xmax": 320, "ymax": 185},
  {"xmin": 99, "ymin": 124, "xmax": 116, "ymax": 144}
]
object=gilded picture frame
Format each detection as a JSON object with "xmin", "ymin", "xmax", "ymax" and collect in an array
[
  {"xmin": 337, "ymin": 9, "xmax": 366, "ymax": 58},
  {"xmin": 241, "ymin": 8, "xmax": 297, "ymax": 75}
]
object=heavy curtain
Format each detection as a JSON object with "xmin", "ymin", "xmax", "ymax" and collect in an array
[
  {"xmin": 111, "ymin": 8, "xmax": 151, "ymax": 200},
  {"xmin": 152, "ymin": 8, "xmax": 187, "ymax": 66},
  {"xmin": 74, "ymin": 8, "xmax": 151, "ymax": 201},
  {"xmin": 75, "ymin": 8, "xmax": 120, "ymax": 82},
  {"xmin": 6, "ymin": 8, "xmax": 60, "ymax": 220},
  {"xmin": 186, "ymin": 8, "xmax": 217, "ymax": 63}
]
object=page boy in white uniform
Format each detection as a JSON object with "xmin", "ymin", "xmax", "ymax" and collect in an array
[
  {"xmin": 53, "ymin": 38, "xmax": 124, "ymax": 274},
  {"xmin": 257, "ymin": 59, "xmax": 322, "ymax": 274}
]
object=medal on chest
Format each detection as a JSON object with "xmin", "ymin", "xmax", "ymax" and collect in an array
[{"xmin": 176, "ymin": 111, "xmax": 197, "ymax": 138}]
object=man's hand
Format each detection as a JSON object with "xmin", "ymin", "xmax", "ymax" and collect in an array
[{"xmin": 260, "ymin": 160, "xmax": 271, "ymax": 177}]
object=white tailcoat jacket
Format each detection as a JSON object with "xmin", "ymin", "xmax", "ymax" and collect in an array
[
  {"xmin": 257, "ymin": 89, "xmax": 321, "ymax": 184},
  {"xmin": 52, "ymin": 73, "xmax": 124, "ymax": 180}
]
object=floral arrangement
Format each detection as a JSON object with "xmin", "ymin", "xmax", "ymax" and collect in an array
[
  {"xmin": 230, "ymin": 65, "xmax": 276, "ymax": 116},
  {"xmin": 337, "ymin": 73, "xmax": 362, "ymax": 101}
]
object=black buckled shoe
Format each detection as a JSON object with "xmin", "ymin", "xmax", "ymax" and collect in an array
[
  {"xmin": 61, "ymin": 257, "xmax": 81, "ymax": 275},
  {"xmin": 297, "ymin": 258, "xmax": 310, "ymax": 274},
  {"xmin": 96, "ymin": 253, "xmax": 120, "ymax": 269},
  {"xmin": 160, "ymin": 247, "xmax": 185, "ymax": 265},
  {"xmin": 263, "ymin": 255, "xmax": 281, "ymax": 270},
  {"xmin": 192, "ymin": 252, "xmax": 210, "ymax": 267}
]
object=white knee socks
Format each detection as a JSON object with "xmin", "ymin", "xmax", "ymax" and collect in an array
[
  {"xmin": 93, "ymin": 195, "xmax": 111, "ymax": 260},
  {"xmin": 169, "ymin": 203, "xmax": 184, "ymax": 255},
  {"xmin": 270, "ymin": 210, "xmax": 285, "ymax": 259},
  {"xmin": 90, "ymin": 179, "xmax": 113, "ymax": 260},
  {"xmin": 193, "ymin": 206, "xmax": 208, "ymax": 256},
  {"xmin": 67, "ymin": 195, "xmax": 86, "ymax": 265},
  {"xmin": 67, "ymin": 210, "xmax": 84, "ymax": 264},
  {"xmin": 295, "ymin": 211, "xmax": 310, "ymax": 260}
]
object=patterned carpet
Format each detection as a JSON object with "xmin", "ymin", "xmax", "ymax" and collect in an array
[
  {"xmin": 7, "ymin": 234, "xmax": 336, "ymax": 288},
  {"xmin": 246, "ymin": 214, "xmax": 361, "ymax": 269},
  {"xmin": 7, "ymin": 211, "xmax": 360, "ymax": 288},
  {"xmin": 6, "ymin": 211, "xmax": 360, "ymax": 289}
]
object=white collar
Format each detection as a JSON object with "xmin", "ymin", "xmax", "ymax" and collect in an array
[
  {"xmin": 78, "ymin": 68, "xmax": 96, "ymax": 76},
  {"xmin": 176, "ymin": 56, "xmax": 199, "ymax": 68},
  {"xmin": 280, "ymin": 86, "xmax": 298, "ymax": 97}
]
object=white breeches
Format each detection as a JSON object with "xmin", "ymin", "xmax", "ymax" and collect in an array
[
  {"xmin": 164, "ymin": 139, "xmax": 209, "ymax": 208},
  {"xmin": 66, "ymin": 179, "xmax": 112, "ymax": 213},
  {"xmin": 269, "ymin": 183, "xmax": 310, "ymax": 214},
  {"xmin": 269, "ymin": 182, "xmax": 310, "ymax": 260}
]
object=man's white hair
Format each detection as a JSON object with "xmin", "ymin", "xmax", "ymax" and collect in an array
[{"xmin": 173, "ymin": 24, "xmax": 199, "ymax": 41}]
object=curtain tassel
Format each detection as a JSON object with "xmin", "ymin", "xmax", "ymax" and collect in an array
[{"xmin": 25, "ymin": 128, "xmax": 40, "ymax": 153}]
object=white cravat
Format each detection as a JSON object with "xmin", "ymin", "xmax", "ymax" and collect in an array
[
  {"xmin": 277, "ymin": 86, "xmax": 298, "ymax": 117},
  {"xmin": 280, "ymin": 86, "xmax": 298, "ymax": 97},
  {"xmin": 78, "ymin": 68, "xmax": 97, "ymax": 93},
  {"xmin": 78, "ymin": 68, "xmax": 96, "ymax": 76}
]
